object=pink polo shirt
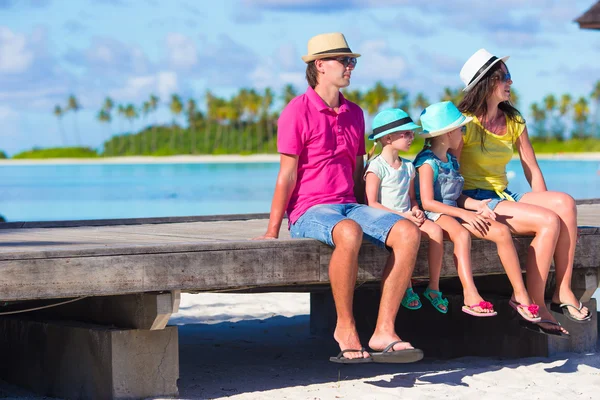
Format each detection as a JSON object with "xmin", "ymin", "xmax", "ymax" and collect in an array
[{"xmin": 277, "ymin": 86, "xmax": 366, "ymax": 226}]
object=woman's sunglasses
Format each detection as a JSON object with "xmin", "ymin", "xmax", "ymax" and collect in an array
[{"xmin": 323, "ymin": 56, "xmax": 358, "ymax": 69}]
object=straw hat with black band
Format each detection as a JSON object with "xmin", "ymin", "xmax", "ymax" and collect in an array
[{"xmin": 302, "ymin": 32, "xmax": 361, "ymax": 63}]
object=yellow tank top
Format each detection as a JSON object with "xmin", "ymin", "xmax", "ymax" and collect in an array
[{"xmin": 460, "ymin": 114, "xmax": 525, "ymax": 192}]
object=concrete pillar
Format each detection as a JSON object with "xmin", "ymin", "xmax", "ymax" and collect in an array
[
  {"xmin": 30, "ymin": 290, "xmax": 181, "ymax": 330},
  {"xmin": 0, "ymin": 318, "xmax": 179, "ymax": 400}
]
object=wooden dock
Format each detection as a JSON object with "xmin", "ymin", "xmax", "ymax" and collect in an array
[
  {"xmin": 0, "ymin": 203, "xmax": 598, "ymax": 399},
  {"xmin": 0, "ymin": 203, "xmax": 599, "ymax": 302}
]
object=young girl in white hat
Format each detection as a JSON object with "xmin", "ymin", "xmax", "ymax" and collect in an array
[
  {"xmin": 456, "ymin": 49, "xmax": 590, "ymax": 335},
  {"xmin": 413, "ymin": 101, "xmax": 540, "ymax": 321},
  {"xmin": 365, "ymin": 108, "xmax": 448, "ymax": 314}
]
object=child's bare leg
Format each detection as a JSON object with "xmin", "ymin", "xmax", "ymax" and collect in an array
[
  {"xmin": 420, "ymin": 220, "xmax": 444, "ymax": 291},
  {"xmin": 435, "ymin": 216, "xmax": 492, "ymax": 313},
  {"xmin": 420, "ymin": 220, "xmax": 446, "ymax": 311},
  {"xmin": 462, "ymin": 219, "xmax": 536, "ymax": 319}
]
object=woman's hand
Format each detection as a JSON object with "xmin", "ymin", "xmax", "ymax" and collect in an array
[
  {"xmin": 475, "ymin": 199, "xmax": 496, "ymax": 220},
  {"xmin": 461, "ymin": 210, "xmax": 491, "ymax": 235}
]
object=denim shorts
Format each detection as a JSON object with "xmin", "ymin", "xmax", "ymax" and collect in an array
[
  {"xmin": 462, "ymin": 188, "xmax": 526, "ymax": 211},
  {"xmin": 289, "ymin": 203, "xmax": 404, "ymax": 248}
]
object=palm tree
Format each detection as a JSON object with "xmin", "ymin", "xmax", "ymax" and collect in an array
[
  {"xmin": 97, "ymin": 109, "xmax": 111, "ymax": 154},
  {"xmin": 363, "ymin": 81, "xmax": 389, "ymax": 117},
  {"xmin": 53, "ymin": 105, "xmax": 67, "ymax": 146},
  {"xmin": 262, "ymin": 88, "xmax": 275, "ymax": 152},
  {"xmin": 67, "ymin": 95, "xmax": 81, "ymax": 146},
  {"xmin": 149, "ymin": 94, "xmax": 160, "ymax": 153},
  {"xmin": 591, "ymin": 80, "xmax": 600, "ymax": 138},
  {"xmin": 412, "ymin": 92, "xmax": 429, "ymax": 121},
  {"xmin": 169, "ymin": 94, "xmax": 183, "ymax": 152},
  {"xmin": 343, "ymin": 89, "xmax": 364, "ymax": 108},
  {"xmin": 558, "ymin": 93, "xmax": 572, "ymax": 140},
  {"xmin": 101, "ymin": 97, "xmax": 114, "ymax": 149},
  {"xmin": 530, "ymin": 102, "xmax": 546, "ymax": 138},
  {"xmin": 142, "ymin": 101, "xmax": 151, "ymax": 154},
  {"xmin": 440, "ymin": 87, "xmax": 464, "ymax": 105},
  {"xmin": 542, "ymin": 94, "xmax": 557, "ymax": 141},
  {"xmin": 117, "ymin": 104, "xmax": 126, "ymax": 154},
  {"xmin": 282, "ymin": 84, "xmax": 297, "ymax": 105},
  {"xmin": 389, "ymin": 85, "xmax": 409, "ymax": 110},
  {"xmin": 186, "ymin": 98, "xmax": 198, "ymax": 154},
  {"xmin": 573, "ymin": 97, "xmax": 590, "ymax": 139},
  {"xmin": 124, "ymin": 104, "xmax": 138, "ymax": 154}
]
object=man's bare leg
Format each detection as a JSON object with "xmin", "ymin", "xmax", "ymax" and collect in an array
[
  {"xmin": 369, "ymin": 219, "xmax": 421, "ymax": 352},
  {"xmin": 330, "ymin": 219, "xmax": 369, "ymax": 359}
]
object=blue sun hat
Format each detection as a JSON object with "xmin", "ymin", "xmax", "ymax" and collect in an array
[
  {"xmin": 369, "ymin": 108, "xmax": 420, "ymax": 140},
  {"xmin": 418, "ymin": 101, "xmax": 473, "ymax": 139}
]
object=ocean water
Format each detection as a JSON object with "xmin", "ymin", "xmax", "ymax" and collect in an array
[{"xmin": 0, "ymin": 159, "xmax": 598, "ymax": 222}]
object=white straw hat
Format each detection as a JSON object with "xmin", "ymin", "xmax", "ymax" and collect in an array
[{"xmin": 460, "ymin": 49, "xmax": 509, "ymax": 92}]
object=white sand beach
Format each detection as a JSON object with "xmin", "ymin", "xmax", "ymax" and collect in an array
[
  {"xmin": 0, "ymin": 152, "xmax": 600, "ymax": 166},
  {"xmin": 1, "ymin": 292, "xmax": 598, "ymax": 399}
]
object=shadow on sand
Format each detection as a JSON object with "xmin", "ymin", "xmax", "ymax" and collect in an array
[{"xmin": 175, "ymin": 314, "xmax": 600, "ymax": 398}]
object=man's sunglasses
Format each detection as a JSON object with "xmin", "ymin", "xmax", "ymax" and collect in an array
[{"xmin": 323, "ymin": 56, "xmax": 358, "ymax": 68}]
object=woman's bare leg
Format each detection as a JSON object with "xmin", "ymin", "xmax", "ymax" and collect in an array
[{"xmin": 519, "ymin": 191, "xmax": 588, "ymax": 318}]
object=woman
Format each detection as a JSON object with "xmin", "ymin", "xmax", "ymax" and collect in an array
[{"xmin": 454, "ymin": 49, "xmax": 591, "ymax": 336}]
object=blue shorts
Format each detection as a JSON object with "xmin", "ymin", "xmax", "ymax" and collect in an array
[
  {"xmin": 290, "ymin": 203, "xmax": 404, "ymax": 248},
  {"xmin": 462, "ymin": 188, "xmax": 526, "ymax": 211}
]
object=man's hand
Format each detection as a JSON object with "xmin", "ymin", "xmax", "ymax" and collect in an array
[
  {"xmin": 253, "ymin": 232, "xmax": 278, "ymax": 240},
  {"xmin": 402, "ymin": 211, "xmax": 424, "ymax": 227}
]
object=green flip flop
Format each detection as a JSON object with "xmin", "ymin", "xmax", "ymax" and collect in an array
[
  {"xmin": 423, "ymin": 288, "xmax": 449, "ymax": 314},
  {"xmin": 401, "ymin": 287, "xmax": 422, "ymax": 310}
]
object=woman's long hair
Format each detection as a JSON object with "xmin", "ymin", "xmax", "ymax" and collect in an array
[{"xmin": 457, "ymin": 61, "xmax": 524, "ymax": 151}]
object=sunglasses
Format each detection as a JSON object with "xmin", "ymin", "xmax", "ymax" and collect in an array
[
  {"xmin": 324, "ymin": 56, "xmax": 358, "ymax": 69},
  {"xmin": 391, "ymin": 130, "xmax": 414, "ymax": 139},
  {"xmin": 461, "ymin": 125, "xmax": 467, "ymax": 134},
  {"xmin": 498, "ymin": 72, "xmax": 511, "ymax": 83}
]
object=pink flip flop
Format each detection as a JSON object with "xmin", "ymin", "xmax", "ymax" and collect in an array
[
  {"xmin": 509, "ymin": 299, "xmax": 541, "ymax": 323},
  {"xmin": 462, "ymin": 301, "xmax": 498, "ymax": 317}
]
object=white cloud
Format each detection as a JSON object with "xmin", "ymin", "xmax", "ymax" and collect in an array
[
  {"xmin": 0, "ymin": 27, "xmax": 35, "ymax": 73},
  {"xmin": 166, "ymin": 33, "xmax": 198, "ymax": 70},
  {"xmin": 109, "ymin": 71, "xmax": 178, "ymax": 101},
  {"xmin": 357, "ymin": 39, "xmax": 407, "ymax": 81}
]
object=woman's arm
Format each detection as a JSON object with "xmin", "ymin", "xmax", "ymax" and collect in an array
[{"xmin": 515, "ymin": 126, "xmax": 547, "ymax": 192}]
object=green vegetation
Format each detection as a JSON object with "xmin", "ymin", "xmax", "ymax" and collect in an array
[
  {"xmin": 11, "ymin": 79, "xmax": 598, "ymax": 159},
  {"xmin": 0, "ymin": 150, "xmax": 7, "ymax": 159},
  {"xmin": 12, "ymin": 147, "xmax": 98, "ymax": 159}
]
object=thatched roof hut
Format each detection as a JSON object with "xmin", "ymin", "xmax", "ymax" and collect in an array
[{"xmin": 576, "ymin": 1, "xmax": 600, "ymax": 30}]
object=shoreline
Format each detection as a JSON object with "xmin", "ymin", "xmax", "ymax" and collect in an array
[{"xmin": 1, "ymin": 152, "xmax": 600, "ymax": 165}]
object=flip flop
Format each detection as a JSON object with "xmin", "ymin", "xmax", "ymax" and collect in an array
[
  {"xmin": 423, "ymin": 288, "xmax": 449, "ymax": 314},
  {"xmin": 401, "ymin": 287, "xmax": 422, "ymax": 310},
  {"xmin": 519, "ymin": 319, "xmax": 570, "ymax": 339},
  {"xmin": 329, "ymin": 348, "xmax": 373, "ymax": 364},
  {"xmin": 369, "ymin": 340, "xmax": 424, "ymax": 364},
  {"xmin": 509, "ymin": 299, "xmax": 541, "ymax": 323},
  {"xmin": 461, "ymin": 301, "xmax": 497, "ymax": 317},
  {"xmin": 550, "ymin": 301, "xmax": 592, "ymax": 323}
]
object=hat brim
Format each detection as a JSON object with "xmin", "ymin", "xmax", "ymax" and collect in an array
[
  {"xmin": 462, "ymin": 56, "xmax": 509, "ymax": 92},
  {"xmin": 302, "ymin": 52, "xmax": 361, "ymax": 63},
  {"xmin": 368, "ymin": 122, "xmax": 421, "ymax": 141},
  {"xmin": 419, "ymin": 116, "xmax": 473, "ymax": 139}
]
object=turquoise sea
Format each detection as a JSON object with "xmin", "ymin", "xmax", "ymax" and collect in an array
[{"xmin": 0, "ymin": 159, "xmax": 599, "ymax": 222}]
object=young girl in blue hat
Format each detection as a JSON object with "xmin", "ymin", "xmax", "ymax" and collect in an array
[
  {"xmin": 365, "ymin": 108, "xmax": 448, "ymax": 314},
  {"xmin": 413, "ymin": 101, "xmax": 539, "ymax": 320}
]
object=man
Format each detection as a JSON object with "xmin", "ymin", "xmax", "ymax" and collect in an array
[{"xmin": 256, "ymin": 33, "xmax": 422, "ymax": 364}]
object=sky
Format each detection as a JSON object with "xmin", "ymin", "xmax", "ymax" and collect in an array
[{"xmin": 0, "ymin": 0, "xmax": 598, "ymax": 155}]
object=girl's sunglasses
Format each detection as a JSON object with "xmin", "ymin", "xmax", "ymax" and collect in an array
[
  {"xmin": 323, "ymin": 56, "xmax": 358, "ymax": 69},
  {"xmin": 496, "ymin": 72, "xmax": 511, "ymax": 82}
]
